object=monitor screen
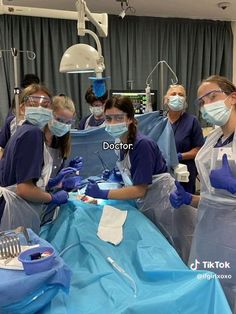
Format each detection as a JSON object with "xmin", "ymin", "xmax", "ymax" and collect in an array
[{"xmin": 110, "ymin": 90, "xmax": 157, "ymax": 114}]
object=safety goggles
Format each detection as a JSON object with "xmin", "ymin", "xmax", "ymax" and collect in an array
[
  {"xmin": 53, "ymin": 115, "xmax": 74, "ymax": 125},
  {"xmin": 195, "ymin": 90, "xmax": 225, "ymax": 107},
  {"xmin": 24, "ymin": 95, "xmax": 52, "ymax": 108},
  {"xmin": 105, "ymin": 114, "xmax": 127, "ymax": 123}
]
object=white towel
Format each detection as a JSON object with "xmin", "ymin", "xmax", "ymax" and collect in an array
[
  {"xmin": 97, "ymin": 205, "xmax": 127, "ymax": 245},
  {"xmin": 0, "ymin": 245, "xmax": 39, "ymax": 270}
]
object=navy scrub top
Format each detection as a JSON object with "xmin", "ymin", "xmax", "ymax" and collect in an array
[
  {"xmin": 0, "ymin": 122, "xmax": 44, "ymax": 221},
  {"xmin": 171, "ymin": 112, "xmax": 204, "ymax": 193},
  {"xmin": 122, "ymin": 132, "xmax": 167, "ymax": 186}
]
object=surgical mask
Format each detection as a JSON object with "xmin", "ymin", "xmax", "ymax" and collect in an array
[
  {"xmin": 25, "ymin": 106, "xmax": 53, "ymax": 129},
  {"xmin": 89, "ymin": 106, "xmax": 104, "ymax": 117},
  {"xmin": 105, "ymin": 123, "xmax": 128, "ymax": 138},
  {"xmin": 48, "ymin": 118, "xmax": 71, "ymax": 137},
  {"xmin": 200, "ymin": 100, "xmax": 231, "ymax": 126},
  {"xmin": 168, "ymin": 95, "xmax": 185, "ymax": 111}
]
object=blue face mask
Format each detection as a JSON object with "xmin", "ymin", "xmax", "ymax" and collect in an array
[
  {"xmin": 48, "ymin": 118, "xmax": 71, "ymax": 137},
  {"xmin": 25, "ymin": 106, "xmax": 53, "ymax": 129},
  {"xmin": 200, "ymin": 100, "xmax": 231, "ymax": 126},
  {"xmin": 105, "ymin": 123, "xmax": 128, "ymax": 138},
  {"xmin": 168, "ymin": 95, "xmax": 185, "ymax": 111}
]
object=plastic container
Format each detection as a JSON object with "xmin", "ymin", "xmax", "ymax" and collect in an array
[{"xmin": 18, "ymin": 246, "xmax": 55, "ymax": 275}]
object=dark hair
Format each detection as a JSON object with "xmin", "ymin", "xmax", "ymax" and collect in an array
[
  {"xmin": 85, "ymin": 86, "xmax": 108, "ymax": 105},
  {"xmin": 20, "ymin": 74, "xmax": 40, "ymax": 89},
  {"xmin": 104, "ymin": 96, "xmax": 138, "ymax": 146},
  {"xmin": 201, "ymin": 75, "xmax": 236, "ymax": 95}
]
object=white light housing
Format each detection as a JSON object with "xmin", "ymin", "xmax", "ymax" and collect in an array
[{"xmin": 59, "ymin": 43, "xmax": 105, "ymax": 74}]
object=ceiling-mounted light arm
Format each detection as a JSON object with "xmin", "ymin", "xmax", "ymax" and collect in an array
[
  {"xmin": 59, "ymin": 0, "xmax": 107, "ymax": 81},
  {"xmin": 84, "ymin": 29, "xmax": 104, "ymax": 78},
  {"xmin": 75, "ymin": 0, "xmax": 108, "ymax": 37}
]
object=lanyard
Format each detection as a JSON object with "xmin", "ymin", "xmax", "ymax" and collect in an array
[{"xmin": 214, "ymin": 132, "xmax": 234, "ymax": 148}]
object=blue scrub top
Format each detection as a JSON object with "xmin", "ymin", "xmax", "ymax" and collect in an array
[
  {"xmin": 124, "ymin": 132, "xmax": 167, "ymax": 185},
  {"xmin": 79, "ymin": 114, "xmax": 105, "ymax": 130},
  {"xmin": 0, "ymin": 114, "xmax": 15, "ymax": 148},
  {"xmin": 0, "ymin": 121, "xmax": 44, "ymax": 221},
  {"xmin": 171, "ymin": 112, "xmax": 204, "ymax": 193}
]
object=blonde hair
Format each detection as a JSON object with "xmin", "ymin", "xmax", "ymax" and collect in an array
[
  {"xmin": 164, "ymin": 84, "xmax": 187, "ymax": 107},
  {"xmin": 52, "ymin": 95, "xmax": 75, "ymax": 114},
  {"xmin": 51, "ymin": 95, "xmax": 76, "ymax": 159},
  {"xmin": 165, "ymin": 84, "xmax": 186, "ymax": 97}
]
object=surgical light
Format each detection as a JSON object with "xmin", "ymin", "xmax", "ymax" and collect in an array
[{"xmin": 59, "ymin": 0, "xmax": 107, "ymax": 79}]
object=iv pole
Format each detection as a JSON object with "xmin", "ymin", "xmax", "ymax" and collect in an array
[
  {"xmin": 145, "ymin": 60, "xmax": 178, "ymax": 111},
  {"xmin": 0, "ymin": 48, "xmax": 36, "ymax": 123}
]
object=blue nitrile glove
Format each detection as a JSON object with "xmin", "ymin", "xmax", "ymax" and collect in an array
[
  {"xmin": 210, "ymin": 153, "xmax": 236, "ymax": 194},
  {"xmin": 62, "ymin": 175, "xmax": 82, "ymax": 192},
  {"xmin": 48, "ymin": 190, "xmax": 69, "ymax": 205},
  {"xmin": 177, "ymin": 153, "xmax": 183, "ymax": 161},
  {"xmin": 69, "ymin": 156, "xmax": 83, "ymax": 171},
  {"xmin": 169, "ymin": 181, "xmax": 192, "ymax": 208},
  {"xmin": 102, "ymin": 169, "xmax": 111, "ymax": 181},
  {"xmin": 102, "ymin": 168, "xmax": 123, "ymax": 183},
  {"xmin": 47, "ymin": 167, "xmax": 77, "ymax": 190},
  {"xmin": 109, "ymin": 168, "xmax": 123, "ymax": 183},
  {"xmin": 85, "ymin": 180, "xmax": 109, "ymax": 199}
]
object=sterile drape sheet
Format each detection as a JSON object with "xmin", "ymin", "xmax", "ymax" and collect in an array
[
  {"xmin": 0, "ymin": 229, "xmax": 71, "ymax": 314},
  {"xmin": 39, "ymin": 196, "xmax": 231, "ymax": 314},
  {"xmin": 69, "ymin": 111, "xmax": 178, "ymax": 178}
]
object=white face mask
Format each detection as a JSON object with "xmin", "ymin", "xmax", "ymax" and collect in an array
[
  {"xmin": 168, "ymin": 95, "xmax": 185, "ymax": 111},
  {"xmin": 48, "ymin": 118, "xmax": 71, "ymax": 137},
  {"xmin": 25, "ymin": 106, "xmax": 53, "ymax": 129},
  {"xmin": 89, "ymin": 106, "xmax": 104, "ymax": 117},
  {"xmin": 105, "ymin": 123, "xmax": 128, "ymax": 138},
  {"xmin": 200, "ymin": 99, "xmax": 231, "ymax": 126}
]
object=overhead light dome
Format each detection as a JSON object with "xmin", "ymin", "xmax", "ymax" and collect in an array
[{"xmin": 59, "ymin": 43, "xmax": 104, "ymax": 74}]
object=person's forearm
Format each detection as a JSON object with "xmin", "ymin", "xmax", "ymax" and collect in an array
[
  {"xmin": 181, "ymin": 147, "xmax": 201, "ymax": 160},
  {"xmin": 0, "ymin": 147, "xmax": 4, "ymax": 160},
  {"xmin": 108, "ymin": 185, "xmax": 147, "ymax": 200},
  {"xmin": 190, "ymin": 194, "xmax": 200, "ymax": 208},
  {"xmin": 17, "ymin": 182, "xmax": 52, "ymax": 203}
]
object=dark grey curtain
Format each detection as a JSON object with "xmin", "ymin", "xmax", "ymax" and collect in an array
[{"xmin": 0, "ymin": 14, "xmax": 233, "ymax": 126}]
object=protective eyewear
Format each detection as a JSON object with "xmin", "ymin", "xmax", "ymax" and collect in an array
[
  {"xmin": 105, "ymin": 114, "xmax": 127, "ymax": 123},
  {"xmin": 53, "ymin": 115, "xmax": 74, "ymax": 125},
  {"xmin": 195, "ymin": 90, "xmax": 225, "ymax": 107},
  {"xmin": 24, "ymin": 95, "xmax": 52, "ymax": 108}
]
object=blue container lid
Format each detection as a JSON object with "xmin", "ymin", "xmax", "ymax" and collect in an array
[{"xmin": 18, "ymin": 246, "xmax": 55, "ymax": 275}]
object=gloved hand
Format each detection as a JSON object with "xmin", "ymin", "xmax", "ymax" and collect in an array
[
  {"xmin": 85, "ymin": 180, "xmax": 109, "ymax": 199},
  {"xmin": 177, "ymin": 153, "xmax": 183, "ymax": 161},
  {"xmin": 102, "ymin": 169, "xmax": 111, "ymax": 181},
  {"xmin": 62, "ymin": 175, "xmax": 82, "ymax": 192},
  {"xmin": 48, "ymin": 190, "xmax": 69, "ymax": 205},
  {"xmin": 210, "ymin": 153, "xmax": 236, "ymax": 194},
  {"xmin": 102, "ymin": 168, "xmax": 123, "ymax": 183},
  {"xmin": 69, "ymin": 156, "xmax": 83, "ymax": 171},
  {"xmin": 109, "ymin": 168, "xmax": 123, "ymax": 183},
  {"xmin": 47, "ymin": 167, "xmax": 76, "ymax": 190},
  {"xmin": 169, "ymin": 181, "xmax": 192, "ymax": 208}
]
